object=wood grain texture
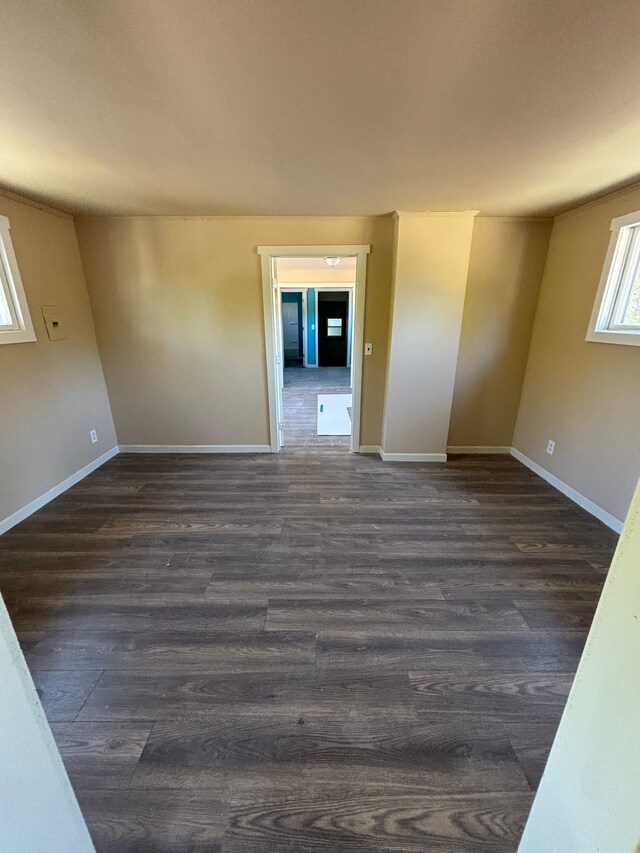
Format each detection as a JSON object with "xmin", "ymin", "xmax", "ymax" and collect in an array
[
  {"xmin": 129, "ymin": 711, "xmax": 528, "ymax": 793},
  {"xmin": 50, "ymin": 722, "xmax": 152, "ymax": 789},
  {"xmin": 78, "ymin": 669, "xmax": 416, "ymax": 721},
  {"xmin": 8, "ymin": 598, "xmax": 267, "ymax": 633},
  {"xmin": 0, "ymin": 451, "xmax": 616, "ymax": 852},
  {"xmin": 23, "ymin": 629, "xmax": 315, "ymax": 672},
  {"xmin": 316, "ymin": 632, "xmax": 587, "ymax": 672},
  {"xmin": 204, "ymin": 571, "xmax": 444, "ymax": 602},
  {"xmin": 265, "ymin": 598, "xmax": 528, "ymax": 635},
  {"xmin": 77, "ymin": 789, "xmax": 228, "ymax": 853},
  {"xmin": 222, "ymin": 788, "xmax": 532, "ymax": 852},
  {"xmin": 502, "ymin": 721, "xmax": 562, "ymax": 790},
  {"xmin": 30, "ymin": 669, "xmax": 104, "ymax": 721},
  {"xmin": 409, "ymin": 671, "xmax": 574, "ymax": 723}
]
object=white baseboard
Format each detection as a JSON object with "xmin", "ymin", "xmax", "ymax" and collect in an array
[
  {"xmin": 510, "ymin": 447, "xmax": 624, "ymax": 533},
  {"xmin": 1, "ymin": 440, "xmax": 622, "ymax": 537},
  {"xmin": 119, "ymin": 444, "xmax": 271, "ymax": 454},
  {"xmin": 447, "ymin": 445, "xmax": 512, "ymax": 454},
  {"xmin": 0, "ymin": 446, "xmax": 119, "ymax": 535},
  {"xmin": 358, "ymin": 445, "xmax": 381, "ymax": 455},
  {"xmin": 380, "ymin": 451, "xmax": 447, "ymax": 463}
]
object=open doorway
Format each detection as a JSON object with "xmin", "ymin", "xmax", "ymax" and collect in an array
[
  {"xmin": 317, "ymin": 290, "xmax": 351, "ymax": 368},
  {"xmin": 282, "ymin": 282, "xmax": 353, "ymax": 449},
  {"xmin": 259, "ymin": 245, "xmax": 370, "ymax": 453}
]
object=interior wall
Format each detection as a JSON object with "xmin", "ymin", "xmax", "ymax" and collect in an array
[
  {"xmin": 74, "ymin": 216, "xmax": 393, "ymax": 448},
  {"xmin": 277, "ymin": 266, "xmax": 356, "ymax": 284},
  {"xmin": 0, "ymin": 193, "xmax": 116, "ymax": 525},
  {"xmin": 0, "ymin": 595, "xmax": 95, "ymax": 852},
  {"xmin": 518, "ymin": 476, "xmax": 640, "ymax": 853},
  {"xmin": 448, "ymin": 217, "xmax": 552, "ymax": 448},
  {"xmin": 381, "ymin": 212, "xmax": 476, "ymax": 456},
  {"xmin": 513, "ymin": 185, "xmax": 640, "ymax": 523}
]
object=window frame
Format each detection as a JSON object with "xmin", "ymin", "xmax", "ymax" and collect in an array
[
  {"xmin": 586, "ymin": 209, "xmax": 640, "ymax": 347},
  {"xmin": 0, "ymin": 215, "xmax": 36, "ymax": 345}
]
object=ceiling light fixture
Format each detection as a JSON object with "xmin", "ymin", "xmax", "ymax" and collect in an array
[{"xmin": 323, "ymin": 256, "xmax": 341, "ymax": 267}]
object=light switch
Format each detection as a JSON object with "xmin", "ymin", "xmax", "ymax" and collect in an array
[
  {"xmin": 41, "ymin": 305, "xmax": 66, "ymax": 341},
  {"xmin": 364, "ymin": 342, "xmax": 373, "ymax": 355}
]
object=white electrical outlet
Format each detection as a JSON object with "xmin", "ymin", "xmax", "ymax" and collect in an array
[
  {"xmin": 90, "ymin": 429, "xmax": 98, "ymax": 444},
  {"xmin": 547, "ymin": 439, "xmax": 555, "ymax": 455}
]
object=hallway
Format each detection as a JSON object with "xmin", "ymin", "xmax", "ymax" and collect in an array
[{"xmin": 282, "ymin": 366, "xmax": 352, "ymax": 450}]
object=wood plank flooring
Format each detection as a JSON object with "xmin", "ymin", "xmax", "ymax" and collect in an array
[
  {"xmin": 0, "ymin": 452, "xmax": 618, "ymax": 852},
  {"xmin": 282, "ymin": 365, "xmax": 352, "ymax": 448}
]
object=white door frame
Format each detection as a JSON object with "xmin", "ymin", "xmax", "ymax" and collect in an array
[{"xmin": 258, "ymin": 244, "xmax": 370, "ymax": 453}]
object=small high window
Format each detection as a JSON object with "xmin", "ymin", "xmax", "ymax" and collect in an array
[
  {"xmin": 327, "ymin": 317, "xmax": 342, "ymax": 337},
  {"xmin": 586, "ymin": 210, "xmax": 640, "ymax": 347},
  {"xmin": 0, "ymin": 216, "xmax": 36, "ymax": 345}
]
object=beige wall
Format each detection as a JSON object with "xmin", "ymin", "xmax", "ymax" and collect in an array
[
  {"xmin": 381, "ymin": 212, "xmax": 476, "ymax": 456},
  {"xmin": 0, "ymin": 193, "xmax": 116, "ymax": 525},
  {"xmin": 73, "ymin": 212, "xmax": 556, "ymax": 456},
  {"xmin": 514, "ymin": 186, "xmax": 640, "ymax": 523},
  {"xmin": 75, "ymin": 216, "xmax": 393, "ymax": 448},
  {"xmin": 448, "ymin": 218, "xmax": 552, "ymax": 448},
  {"xmin": 518, "ymin": 476, "xmax": 640, "ymax": 853},
  {"xmin": 277, "ymin": 267, "xmax": 356, "ymax": 284}
]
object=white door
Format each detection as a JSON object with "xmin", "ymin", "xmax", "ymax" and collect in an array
[{"xmin": 282, "ymin": 302, "xmax": 300, "ymax": 360}]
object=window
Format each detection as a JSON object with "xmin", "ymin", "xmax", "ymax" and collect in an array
[
  {"xmin": 0, "ymin": 215, "xmax": 36, "ymax": 345},
  {"xmin": 586, "ymin": 210, "xmax": 640, "ymax": 346},
  {"xmin": 327, "ymin": 317, "xmax": 342, "ymax": 337}
]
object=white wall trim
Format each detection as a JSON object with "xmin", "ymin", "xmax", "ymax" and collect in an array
[
  {"xmin": 392, "ymin": 210, "xmax": 480, "ymax": 220},
  {"xmin": 257, "ymin": 244, "xmax": 371, "ymax": 257},
  {"xmin": 359, "ymin": 446, "xmax": 448, "ymax": 462},
  {"xmin": 447, "ymin": 445, "xmax": 513, "ymax": 454},
  {"xmin": 554, "ymin": 177, "xmax": 640, "ymax": 222},
  {"xmin": 119, "ymin": 444, "xmax": 271, "ymax": 454},
  {"xmin": 0, "ymin": 446, "xmax": 119, "ymax": 535},
  {"xmin": 0, "ymin": 215, "xmax": 37, "ymax": 345},
  {"xmin": 584, "ymin": 208, "xmax": 640, "ymax": 348},
  {"xmin": 0, "ymin": 187, "xmax": 73, "ymax": 220},
  {"xmin": 474, "ymin": 215, "xmax": 553, "ymax": 224},
  {"xmin": 511, "ymin": 447, "xmax": 624, "ymax": 533},
  {"xmin": 380, "ymin": 451, "xmax": 448, "ymax": 463}
]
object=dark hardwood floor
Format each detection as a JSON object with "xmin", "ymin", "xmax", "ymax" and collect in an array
[{"xmin": 0, "ymin": 452, "xmax": 618, "ymax": 852}]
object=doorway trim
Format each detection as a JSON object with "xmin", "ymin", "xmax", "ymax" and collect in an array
[{"xmin": 258, "ymin": 244, "xmax": 370, "ymax": 453}]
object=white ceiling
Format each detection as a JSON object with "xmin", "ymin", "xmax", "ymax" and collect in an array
[{"xmin": 1, "ymin": 0, "xmax": 640, "ymax": 217}]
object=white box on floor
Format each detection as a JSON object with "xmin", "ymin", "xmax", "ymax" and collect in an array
[{"xmin": 317, "ymin": 394, "xmax": 352, "ymax": 435}]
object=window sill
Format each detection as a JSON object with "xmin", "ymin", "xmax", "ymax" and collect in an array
[
  {"xmin": 0, "ymin": 328, "xmax": 37, "ymax": 345},
  {"xmin": 585, "ymin": 328, "xmax": 640, "ymax": 347}
]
